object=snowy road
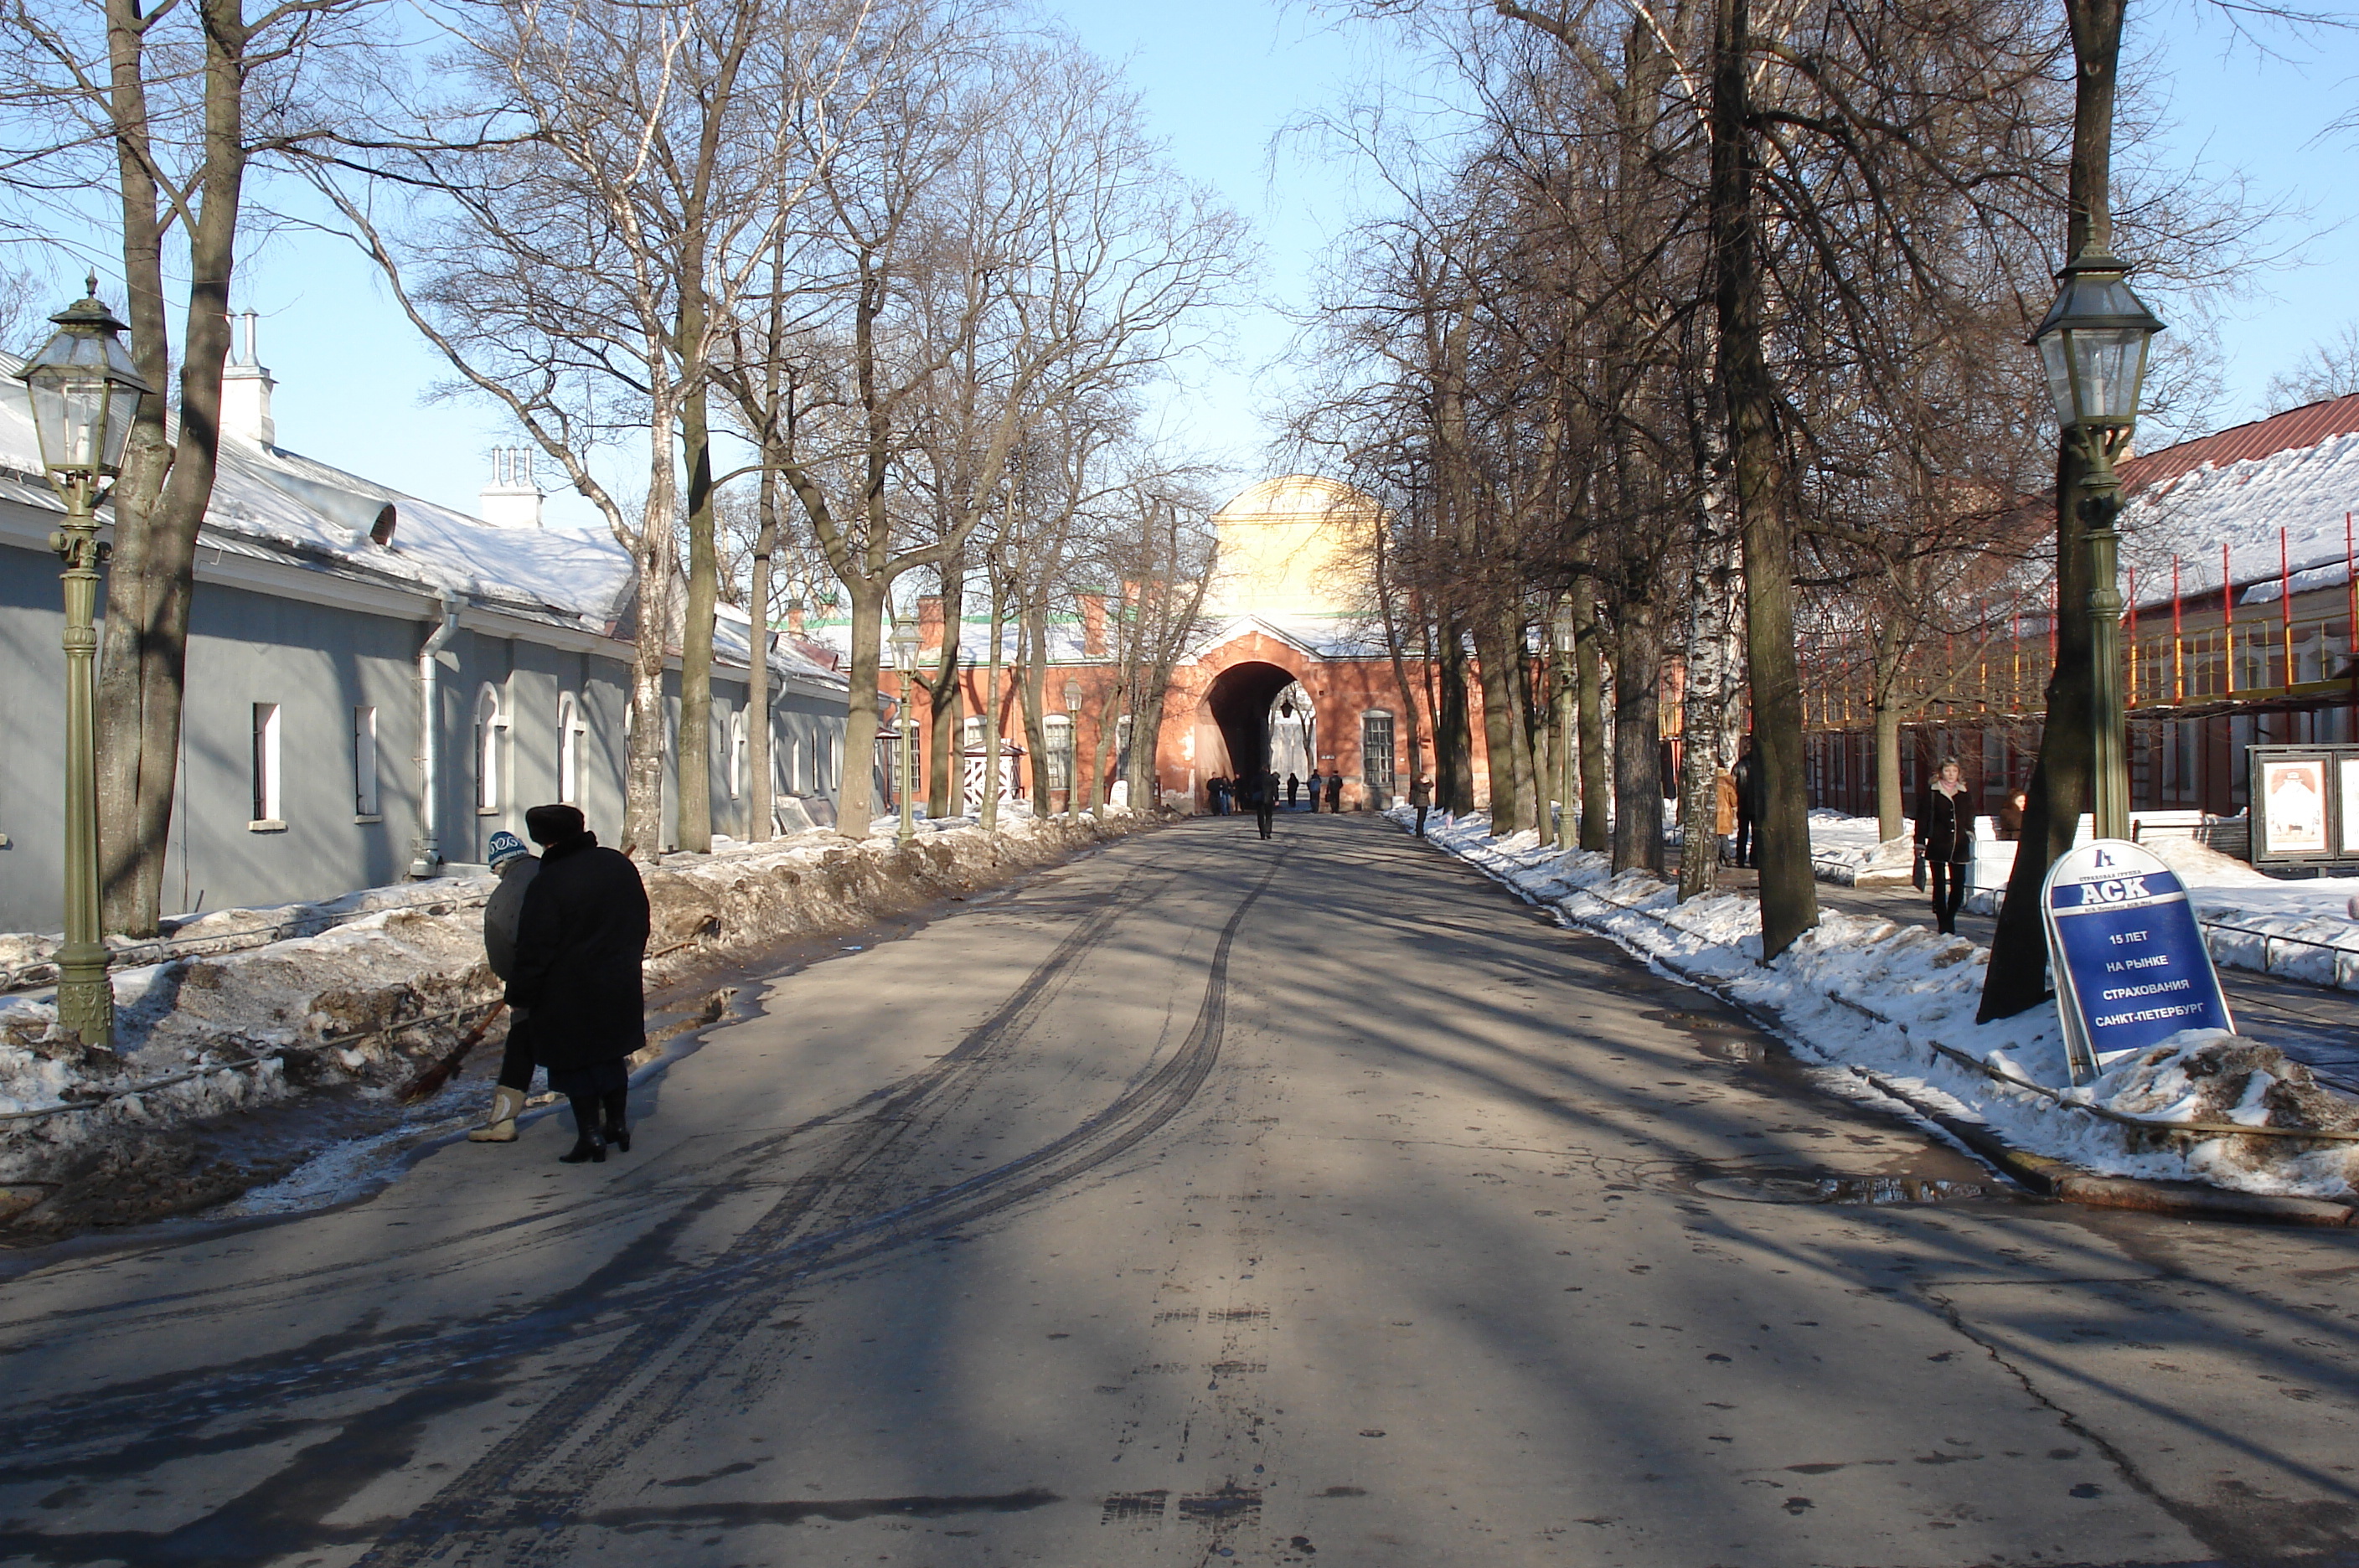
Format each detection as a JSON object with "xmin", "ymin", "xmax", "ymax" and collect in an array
[{"xmin": 2, "ymin": 816, "xmax": 2356, "ymax": 1567}]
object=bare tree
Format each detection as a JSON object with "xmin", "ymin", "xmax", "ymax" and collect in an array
[{"xmin": 4, "ymin": 0, "xmax": 382, "ymax": 932}]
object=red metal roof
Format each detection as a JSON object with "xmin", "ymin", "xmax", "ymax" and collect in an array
[{"xmin": 2121, "ymin": 393, "xmax": 2359, "ymax": 496}]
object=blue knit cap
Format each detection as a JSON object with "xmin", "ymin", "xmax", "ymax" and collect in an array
[{"xmin": 487, "ymin": 830, "xmax": 530, "ymax": 869}]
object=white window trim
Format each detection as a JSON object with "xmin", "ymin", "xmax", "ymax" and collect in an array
[
  {"xmin": 727, "ymin": 709, "xmax": 747, "ymax": 799},
  {"xmin": 1045, "ymin": 713, "xmax": 1074, "ymax": 790},
  {"xmin": 251, "ymin": 702, "xmax": 282, "ymax": 829},
  {"xmin": 353, "ymin": 704, "xmax": 379, "ymax": 819},
  {"xmin": 474, "ymin": 683, "xmax": 508, "ymax": 815},
  {"xmin": 556, "ymin": 691, "xmax": 584, "ymax": 805}
]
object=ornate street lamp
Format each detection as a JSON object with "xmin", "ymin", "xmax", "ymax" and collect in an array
[
  {"xmin": 2031, "ymin": 250, "xmax": 2165, "ymax": 841},
  {"xmin": 16, "ymin": 282, "xmax": 155, "ymax": 1050},
  {"xmin": 1551, "ymin": 594, "xmax": 1579, "ymax": 852},
  {"xmin": 889, "ymin": 618, "xmax": 921, "ymax": 846}
]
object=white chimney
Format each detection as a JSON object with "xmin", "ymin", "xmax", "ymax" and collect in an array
[
  {"xmin": 478, "ymin": 446, "xmax": 545, "ymax": 529},
  {"xmin": 219, "ymin": 310, "xmax": 275, "ymax": 446}
]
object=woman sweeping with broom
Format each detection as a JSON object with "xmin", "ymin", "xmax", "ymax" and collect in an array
[{"xmin": 503, "ymin": 804, "xmax": 651, "ymax": 1163}]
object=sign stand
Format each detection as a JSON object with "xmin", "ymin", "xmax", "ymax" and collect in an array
[{"xmin": 2041, "ymin": 839, "xmax": 2233, "ymax": 1086}]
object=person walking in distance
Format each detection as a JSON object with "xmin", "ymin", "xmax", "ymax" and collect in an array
[
  {"xmin": 468, "ymin": 831, "xmax": 540, "ymax": 1143},
  {"xmin": 1731, "ymin": 736, "xmax": 1762, "ymax": 869},
  {"xmin": 1303, "ymin": 766, "xmax": 1321, "ymax": 811},
  {"xmin": 1287, "ymin": 772, "xmax": 1301, "ymax": 807},
  {"xmin": 507, "ymin": 804, "xmax": 650, "ymax": 1163},
  {"xmin": 1252, "ymin": 770, "xmax": 1278, "ymax": 839},
  {"xmin": 1324, "ymin": 768, "xmax": 1343, "ymax": 813},
  {"xmin": 1915, "ymin": 757, "xmax": 1975, "ymax": 936},
  {"xmin": 1411, "ymin": 773, "xmax": 1432, "ymax": 838}
]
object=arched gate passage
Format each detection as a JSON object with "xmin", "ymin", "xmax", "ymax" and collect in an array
[{"xmin": 1198, "ymin": 660, "xmax": 1299, "ymax": 792}]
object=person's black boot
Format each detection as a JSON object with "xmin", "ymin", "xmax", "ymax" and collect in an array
[
  {"xmin": 560, "ymin": 1096, "xmax": 607, "ymax": 1163},
  {"xmin": 601, "ymin": 1088, "xmax": 631, "ymax": 1153}
]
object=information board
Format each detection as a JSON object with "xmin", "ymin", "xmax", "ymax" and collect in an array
[
  {"xmin": 2248, "ymin": 744, "xmax": 2359, "ymax": 869},
  {"xmin": 2041, "ymin": 839, "xmax": 2234, "ymax": 1084}
]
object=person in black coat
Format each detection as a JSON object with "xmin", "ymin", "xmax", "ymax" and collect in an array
[
  {"xmin": 1323, "ymin": 770, "xmax": 1343, "ymax": 813},
  {"xmin": 508, "ymin": 803, "xmax": 651, "ymax": 1163},
  {"xmin": 1249, "ymin": 771, "xmax": 1278, "ymax": 838},
  {"xmin": 1913, "ymin": 758, "xmax": 1975, "ymax": 936},
  {"xmin": 1731, "ymin": 736, "xmax": 1761, "ymax": 868}
]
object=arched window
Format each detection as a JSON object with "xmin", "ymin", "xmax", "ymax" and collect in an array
[
  {"xmin": 726, "ymin": 709, "xmax": 748, "ymax": 799},
  {"xmin": 1045, "ymin": 714, "xmax": 1073, "ymax": 790},
  {"xmin": 1360, "ymin": 709, "xmax": 1396, "ymax": 803},
  {"xmin": 474, "ymin": 683, "xmax": 508, "ymax": 813},
  {"xmin": 555, "ymin": 692, "xmax": 585, "ymax": 805}
]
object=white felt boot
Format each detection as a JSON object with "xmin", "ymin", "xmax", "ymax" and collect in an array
[{"xmin": 467, "ymin": 1086, "xmax": 527, "ymax": 1142}]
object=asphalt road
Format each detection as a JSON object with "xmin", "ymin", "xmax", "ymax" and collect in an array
[{"xmin": 2, "ymin": 815, "xmax": 2356, "ymax": 1568}]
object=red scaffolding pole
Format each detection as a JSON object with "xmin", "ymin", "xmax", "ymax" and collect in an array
[
  {"xmin": 2281, "ymin": 527, "xmax": 2295, "ymax": 687},
  {"xmin": 2223, "ymin": 541, "xmax": 2235, "ymax": 696},
  {"xmin": 2171, "ymin": 555, "xmax": 2184, "ymax": 704}
]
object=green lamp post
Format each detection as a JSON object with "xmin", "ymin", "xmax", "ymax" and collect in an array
[
  {"xmin": 890, "ymin": 618, "xmax": 921, "ymax": 847},
  {"xmin": 2029, "ymin": 251, "xmax": 2165, "ymax": 842},
  {"xmin": 15, "ymin": 282, "xmax": 155, "ymax": 1050}
]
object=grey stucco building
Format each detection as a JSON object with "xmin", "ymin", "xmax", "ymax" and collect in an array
[{"xmin": 0, "ymin": 339, "xmax": 848, "ymax": 935}]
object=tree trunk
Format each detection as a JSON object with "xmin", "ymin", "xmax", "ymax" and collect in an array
[
  {"xmin": 927, "ymin": 562, "xmax": 965, "ymax": 818},
  {"xmin": 1438, "ymin": 616, "xmax": 1475, "ymax": 814},
  {"xmin": 1574, "ymin": 581, "xmax": 1608, "ymax": 851},
  {"xmin": 1611, "ymin": 606, "xmax": 1664, "ymax": 874},
  {"xmin": 621, "ymin": 523, "xmax": 676, "ymax": 858},
  {"xmin": 1472, "ymin": 614, "xmax": 1526, "ymax": 830},
  {"xmin": 1374, "ymin": 539, "xmax": 1428, "ymax": 808},
  {"xmin": 1712, "ymin": 0, "xmax": 1815, "ymax": 957},
  {"xmin": 1979, "ymin": 0, "xmax": 2122, "ymax": 1021},
  {"xmin": 1510, "ymin": 625, "xmax": 1544, "ymax": 833},
  {"xmin": 982, "ymin": 563, "xmax": 1007, "ymax": 832},
  {"xmin": 1874, "ymin": 685, "xmax": 1905, "ymax": 844},
  {"xmin": 95, "ymin": 0, "xmax": 250, "ymax": 936},
  {"xmin": 836, "ymin": 578, "xmax": 885, "ymax": 839},
  {"xmin": 746, "ymin": 466, "xmax": 778, "ymax": 843},
  {"xmin": 1020, "ymin": 598, "xmax": 1050, "ymax": 818},
  {"xmin": 678, "ymin": 372, "xmax": 717, "ymax": 854}
]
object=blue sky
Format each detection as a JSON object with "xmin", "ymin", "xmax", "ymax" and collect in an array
[{"xmin": 121, "ymin": 0, "xmax": 2359, "ymax": 529}]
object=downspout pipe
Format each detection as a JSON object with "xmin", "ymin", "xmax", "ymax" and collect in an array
[{"xmin": 410, "ymin": 596, "xmax": 462, "ymax": 879}]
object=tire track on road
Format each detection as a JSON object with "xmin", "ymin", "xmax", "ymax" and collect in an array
[
  {"xmin": 363, "ymin": 849, "xmax": 1288, "ymax": 1568},
  {"xmin": 0, "ymin": 865, "xmax": 1178, "ymax": 1507}
]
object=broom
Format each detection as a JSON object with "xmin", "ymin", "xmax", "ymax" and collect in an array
[{"xmin": 397, "ymin": 1001, "xmax": 507, "ymax": 1106}]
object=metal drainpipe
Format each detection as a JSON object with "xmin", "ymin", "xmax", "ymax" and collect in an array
[{"xmin": 410, "ymin": 596, "xmax": 462, "ymax": 879}]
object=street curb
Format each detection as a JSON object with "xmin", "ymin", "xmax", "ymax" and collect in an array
[{"xmin": 1401, "ymin": 819, "xmax": 2359, "ymax": 1230}]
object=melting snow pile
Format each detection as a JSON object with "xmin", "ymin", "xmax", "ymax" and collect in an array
[
  {"xmin": 1399, "ymin": 807, "xmax": 2359, "ymax": 1199},
  {"xmin": 0, "ymin": 810, "xmax": 1153, "ymax": 1194},
  {"xmin": 1808, "ymin": 810, "xmax": 1916, "ymax": 885},
  {"xmin": 2136, "ymin": 836, "xmax": 2359, "ymax": 992}
]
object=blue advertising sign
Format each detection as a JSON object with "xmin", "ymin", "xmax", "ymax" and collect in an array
[{"xmin": 2041, "ymin": 840, "xmax": 2234, "ymax": 1084}]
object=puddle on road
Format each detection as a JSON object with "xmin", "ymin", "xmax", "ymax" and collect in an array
[{"xmin": 1690, "ymin": 1173, "xmax": 1996, "ymax": 1206}]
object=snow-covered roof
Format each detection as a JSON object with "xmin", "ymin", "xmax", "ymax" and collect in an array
[
  {"xmin": 0, "ymin": 353, "xmax": 633, "ymax": 630},
  {"xmin": 0, "ymin": 352, "xmax": 844, "ymax": 691},
  {"xmin": 2120, "ymin": 395, "xmax": 2359, "ymax": 609}
]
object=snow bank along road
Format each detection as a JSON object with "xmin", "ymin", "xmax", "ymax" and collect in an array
[{"xmin": 2, "ymin": 818, "xmax": 2356, "ymax": 1568}]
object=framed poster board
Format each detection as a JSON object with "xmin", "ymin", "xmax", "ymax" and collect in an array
[{"xmin": 2248, "ymin": 745, "xmax": 2359, "ymax": 869}]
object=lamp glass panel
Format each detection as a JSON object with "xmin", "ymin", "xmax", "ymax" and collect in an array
[
  {"xmin": 1551, "ymin": 609, "xmax": 1577, "ymax": 653},
  {"xmin": 26, "ymin": 372, "xmax": 113, "ymax": 474},
  {"xmin": 99, "ymin": 379, "xmax": 141, "ymax": 471},
  {"xmin": 2069, "ymin": 326, "xmax": 2148, "ymax": 425},
  {"xmin": 2036, "ymin": 332, "xmax": 2075, "ymax": 428}
]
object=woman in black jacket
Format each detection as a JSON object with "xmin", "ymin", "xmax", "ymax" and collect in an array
[
  {"xmin": 507, "ymin": 804, "xmax": 651, "ymax": 1163},
  {"xmin": 1913, "ymin": 758, "xmax": 1975, "ymax": 936}
]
